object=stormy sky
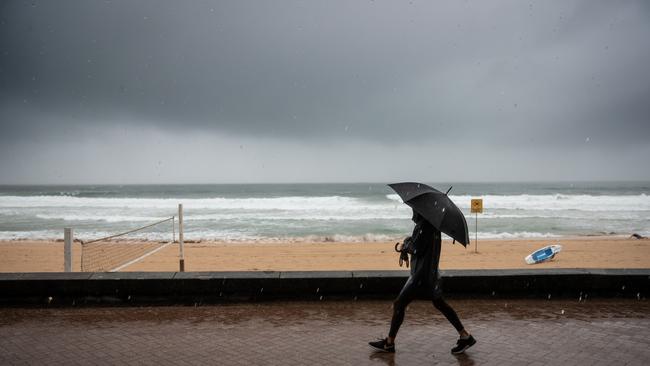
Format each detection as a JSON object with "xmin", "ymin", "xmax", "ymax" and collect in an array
[{"xmin": 1, "ymin": 0, "xmax": 649, "ymax": 184}]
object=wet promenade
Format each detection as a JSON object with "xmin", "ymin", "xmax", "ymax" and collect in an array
[{"xmin": 1, "ymin": 299, "xmax": 648, "ymax": 365}]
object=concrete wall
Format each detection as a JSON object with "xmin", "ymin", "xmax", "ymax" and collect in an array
[{"xmin": 0, "ymin": 269, "xmax": 648, "ymax": 305}]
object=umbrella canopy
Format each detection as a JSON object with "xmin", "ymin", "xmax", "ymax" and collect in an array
[{"xmin": 388, "ymin": 182, "xmax": 470, "ymax": 246}]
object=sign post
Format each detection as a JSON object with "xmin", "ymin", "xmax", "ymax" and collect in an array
[{"xmin": 470, "ymin": 198, "xmax": 483, "ymax": 253}]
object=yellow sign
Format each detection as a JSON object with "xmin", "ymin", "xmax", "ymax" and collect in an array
[{"xmin": 471, "ymin": 198, "xmax": 483, "ymax": 213}]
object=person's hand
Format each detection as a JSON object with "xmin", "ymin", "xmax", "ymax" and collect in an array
[{"xmin": 399, "ymin": 251, "xmax": 409, "ymax": 268}]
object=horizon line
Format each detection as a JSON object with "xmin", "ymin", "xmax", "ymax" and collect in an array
[{"xmin": 1, "ymin": 179, "xmax": 649, "ymax": 186}]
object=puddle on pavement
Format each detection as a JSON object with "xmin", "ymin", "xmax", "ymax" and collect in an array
[{"xmin": 0, "ymin": 299, "xmax": 647, "ymax": 328}]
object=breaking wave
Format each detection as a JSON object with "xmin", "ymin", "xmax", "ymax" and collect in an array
[{"xmin": 1, "ymin": 188, "xmax": 648, "ymax": 241}]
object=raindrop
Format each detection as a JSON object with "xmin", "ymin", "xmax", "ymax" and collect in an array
[
  {"xmin": 441, "ymin": 208, "xmax": 446, "ymax": 213},
  {"xmin": 622, "ymin": 285, "xmax": 626, "ymax": 290},
  {"xmin": 434, "ymin": 201, "xmax": 438, "ymax": 206},
  {"xmin": 127, "ymin": 295, "xmax": 131, "ymax": 300},
  {"xmin": 491, "ymin": 291, "xmax": 495, "ymax": 296},
  {"xmin": 637, "ymin": 292, "xmax": 641, "ymax": 300},
  {"xmin": 547, "ymin": 294, "xmax": 551, "ymax": 300},
  {"xmin": 319, "ymin": 295, "xmax": 323, "ymax": 300},
  {"xmin": 47, "ymin": 296, "xmax": 52, "ymax": 303},
  {"xmin": 504, "ymin": 303, "xmax": 508, "ymax": 308},
  {"xmin": 359, "ymin": 283, "xmax": 364, "ymax": 289},
  {"xmin": 579, "ymin": 295, "xmax": 583, "ymax": 302},
  {"xmin": 260, "ymin": 287, "xmax": 264, "ymax": 293},
  {"xmin": 219, "ymin": 292, "xmax": 223, "ymax": 296},
  {"xmin": 353, "ymin": 296, "xmax": 358, "ymax": 301},
  {"xmin": 561, "ymin": 310, "xmax": 565, "ymax": 315},
  {"xmin": 585, "ymin": 137, "xmax": 590, "ymax": 143},
  {"xmin": 316, "ymin": 287, "xmax": 320, "ymax": 293}
]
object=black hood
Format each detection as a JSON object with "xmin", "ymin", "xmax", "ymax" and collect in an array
[{"xmin": 411, "ymin": 209, "xmax": 424, "ymax": 223}]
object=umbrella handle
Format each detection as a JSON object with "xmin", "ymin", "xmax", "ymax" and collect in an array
[{"xmin": 394, "ymin": 242, "xmax": 402, "ymax": 252}]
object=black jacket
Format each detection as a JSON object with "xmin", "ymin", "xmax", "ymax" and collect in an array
[{"xmin": 408, "ymin": 219, "xmax": 442, "ymax": 284}]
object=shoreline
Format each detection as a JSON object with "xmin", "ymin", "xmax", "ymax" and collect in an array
[
  {"xmin": 0, "ymin": 233, "xmax": 639, "ymax": 244},
  {"xmin": 0, "ymin": 236, "xmax": 648, "ymax": 272}
]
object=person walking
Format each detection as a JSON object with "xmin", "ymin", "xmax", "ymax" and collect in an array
[{"xmin": 369, "ymin": 210, "xmax": 476, "ymax": 354}]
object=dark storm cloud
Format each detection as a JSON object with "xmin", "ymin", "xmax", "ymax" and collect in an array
[
  {"xmin": 2, "ymin": 0, "xmax": 649, "ymax": 144},
  {"xmin": 0, "ymin": 0, "xmax": 649, "ymax": 183}
]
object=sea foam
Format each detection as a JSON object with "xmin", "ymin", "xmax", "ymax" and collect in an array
[
  {"xmin": 387, "ymin": 193, "xmax": 650, "ymax": 212},
  {"xmin": 1, "ymin": 188, "xmax": 648, "ymax": 241}
]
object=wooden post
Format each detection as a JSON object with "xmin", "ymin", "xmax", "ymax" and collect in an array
[
  {"xmin": 64, "ymin": 228, "xmax": 72, "ymax": 272},
  {"xmin": 178, "ymin": 204, "xmax": 185, "ymax": 272},
  {"xmin": 172, "ymin": 216, "xmax": 176, "ymax": 243}
]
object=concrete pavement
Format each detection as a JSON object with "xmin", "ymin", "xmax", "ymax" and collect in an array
[{"xmin": 1, "ymin": 299, "xmax": 648, "ymax": 365}]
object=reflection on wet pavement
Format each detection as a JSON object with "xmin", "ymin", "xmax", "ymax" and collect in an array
[{"xmin": 1, "ymin": 299, "xmax": 648, "ymax": 365}]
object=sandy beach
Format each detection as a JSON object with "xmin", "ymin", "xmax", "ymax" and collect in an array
[{"xmin": 0, "ymin": 236, "xmax": 648, "ymax": 272}]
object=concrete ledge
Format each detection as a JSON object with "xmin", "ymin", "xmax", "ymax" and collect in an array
[{"xmin": 0, "ymin": 269, "xmax": 647, "ymax": 305}]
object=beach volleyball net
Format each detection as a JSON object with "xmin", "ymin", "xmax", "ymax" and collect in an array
[{"xmin": 79, "ymin": 216, "xmax": 176, "ymax": 272}]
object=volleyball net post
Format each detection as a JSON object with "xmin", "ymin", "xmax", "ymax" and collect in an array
[
  {"xmin": 64, "ymin": 227, "xmax": 72, "ymax": 272},
  {"xmin": 178, "ymin": 203, "xmax": 185, "ymax": 272}
]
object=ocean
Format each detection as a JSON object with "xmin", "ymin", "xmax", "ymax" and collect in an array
[{"xmin": 0, "ymin": 182, "xmax": 648, "ymax": 242}]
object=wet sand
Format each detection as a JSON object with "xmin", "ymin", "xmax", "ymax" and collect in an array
[{"xmin": 0, "ymin": 236, "xmax": 648, "ymax": 272}]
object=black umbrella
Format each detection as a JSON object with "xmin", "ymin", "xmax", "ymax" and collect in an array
[{"xmin": 388, "ymin": 182, "xmax": 470, "ymax": 246}]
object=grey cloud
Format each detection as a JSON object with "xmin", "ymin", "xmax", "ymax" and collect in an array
[{"xmin": 0, "ymin": 0, "xmax": 649, "ymax": 183}]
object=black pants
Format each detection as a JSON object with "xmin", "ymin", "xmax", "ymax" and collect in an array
[{"xmin": 388, "ymin": 275, "xmax": 464, "ymax": 338}]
